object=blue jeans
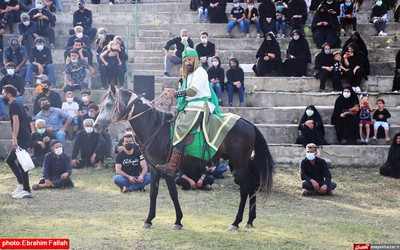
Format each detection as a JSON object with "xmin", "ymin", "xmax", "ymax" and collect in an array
[
  {"xmin": 0, "ymin": 96, "xmax": 25, "ymax": 117},
  {"xmin": 227, "ymin": 20, "xmax": 245, "ymax": 33},
  {"xmin": 198, "ymin": 7, "xmax": 208, "ymax": 21},
  {"xmin": 113, "ymin": 173, "xmax": 151, "ymax": 191},
  {"xmin": 207, "ymin": 163, "xmax": 228, "ymax": 178},
  {"xmin": 53, "ymin": 0, "xmax": 62, "ymax": 11},
  {"xmin": 244, "ymin": 18, "xmax": 261, "ymax": 34},
  {"xmin": 164, "ymin": 55, "xmax": 182, "ymax": 75},
  {"xmin": 53, "ymin": 130, "xmax": 66, "ymax": 146},
  {"xmin": 25, "ymin": 63, "xmax": 56, "ymax": 87},
  {"xmin": 226, "ymin": 84, "xmax": 244, "ymax": 106},
  {"xmin": 275, "ymin": 20, "xmax": 287, "ymax": 35},
  {"xmin": 209, "ymin": 82, "xmax": 222, "ymax": 100},
  {"xmin": 374, "ymin": 20, "xmax": 387, "ymax": 33},
  {"xmin": 0, "ymin": 66, "xmax": 27, "ymax": 78}
]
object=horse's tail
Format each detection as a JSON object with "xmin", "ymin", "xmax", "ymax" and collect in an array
[{"xmin": 253, "ymin": 125, "xmax": 274, "ymax": 200}]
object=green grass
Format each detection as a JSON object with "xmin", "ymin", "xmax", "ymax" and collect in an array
[{"xmin": 1, "ymin": 162, "xmax": 399, "ymax": 250}]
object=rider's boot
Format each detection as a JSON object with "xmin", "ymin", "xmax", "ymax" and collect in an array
[{"xmin": 155, "ymin": 148, "xmax": 182, "ymax": 177}]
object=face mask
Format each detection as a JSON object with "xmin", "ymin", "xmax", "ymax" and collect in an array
[
  {"xmin": 55, "ymin": 147, "xmax": 63, "ymax": 155},
  {"xmin": 2, "ymin": 96, "xmax": 9, "ymax": 104},
  {"xmin": 81, "ymin": 96, "xmax": 88, "ymax": 102},
  {"xmin": 326, "ymin": 1, "xmax": 332, "ymax": 4},
  {"xmin": 36, "ymin": 44, "xmax": 44, "ymax": 51},
  {"xmin": 324, "ymin": 49, "xmax": 331, "ymax": 55},
  {"xmin": 306, "ymin": 109, "xmax": 314, "ymax": 117},
  {"xmin": 234, "ymin": 3, "xmax": 239, "ymax": 7},
  {"xmin": 343, "ymin": 92, "xmax": 351, "ymax": 98},
  {"xmin": 7, "ymin": 69, "xmax": 14, "ymax": 75},
  {"xmin": 67, "ymin": 97, "xmax": 73, "ymax": 103},
  {"xmin": 23, "ymin": 21, "xmax": 30, "ymax": 26},
  {"xmin": 376, "ymin": 1, "xmax": 382, "ymax": 6},
  {"xmin": 348, "ymin": 49, "xmax": 354, "ymax": 53},
  {"xmin": 85, "ymin": 127, "xmax": 94, "ymax": 134},
  {"xmin": 79, "ymin": 5, "xmax": 85, "ymax": 10},
  {"xmin": 99, "ymin": 34, "xmax": 105, "ymax": 39},
  {"xmin": 42, "ymin": 103, "xmax": 50, "ymax": 111},
  {"xmin": 212, "ymin": 61, "xmax": 219, "ymax": 67},
  {"xmin": 124, "ymin": 143, "xmax": 134, "ymax": 151},
  {"xmin": 42, "ymin": 87, "xmax": 49, "ymax": 93},
  {"xmin": 88, "ymin": 112, "xmax": 96, "ymax": 118},
  {"xmin": 36, "ymin": 3, "xmax": 43, "ymax": 8},
  {"xmin": 181, "ymin": 36, "xmax": 188, "ymax": 41},
  {"xmin": 345, "ymin": 2, "xmax": 351, "ymax": 6},
  {"xmin": 306, "ymin": 152, "xmax": 316, "ymax": 161},
  {"xmin": 37, "ymin": 128, "xmax": 46, "ymax": 134},
  {"xmin": 293, "ymin": 35, "xmax": 300, "ymax": 41},
  {"xmin": 277, "ymin": 5, "xmax": 283, "ymax": 11},
  {"xmin": 201, "ymin": 38, "xmax": 207, "ymax": 44},
  {"xmin": 248, "ymin": 4, "xmax": 254, "ymax": 8},
  {"xmin": 76, "ymin": 32, "xmax": 83, "ymax": 38},
  {"xmin": 71, "ymin": 58, "xmax": 78, "ymax": 63},
  {"xmin": 4, "ymin": 0, "xmax": 10, "ymax": 2},
  {"xmin": 125, "ymin": 131, "xmax": 133, "ymax": 135}
]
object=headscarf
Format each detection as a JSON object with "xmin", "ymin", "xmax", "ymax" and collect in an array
[
  {"xmin": 287, "ymin": 30, "xmax": 311, "ymax": 63},
  {"xmin": 331, "ymin": 85, "xmax": 359, "ymax": 125},
  {"xmin": 298, "ymin": 105, "xmax": 325, "ymax": 136},
  {"xmin": 387, "ymin": 132, "xmax": 400, "ymax": 167},
  {"xmin": 256, "ymin": 32, "xmax": 281, "ymax": 59}
]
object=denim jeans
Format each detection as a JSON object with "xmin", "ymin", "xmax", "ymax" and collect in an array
[
  {"xmin": 275, "ymin": 20, "xmax": 287, "ymax": 35},
  {"xmin": 113, "ymin": 173, "xmax": 151, "ymax": 191},
  {"xmin": 53, "ymin": 130, "xmax": 66, "ymax": 146},
  {"xmin": 53, "ymin": 0, "xmax": 62, "ymax": 11},
  {"xmin": 25, "ymin": 63, "xmax": 56, "ymax": 87},
  {"xmin": 207, "ymin": 163, "xmax": 228, "ymax": 178},
  {"xmin": 0, "ymin": 96, "xmax": 25, "ymax": 117},
  {"xmin": 374, "ymin": 20, "xmax": 386, "ymax": 32},
  {"xmin": 164, "ymin": 55, "xmax": 182, "ymax": 75},
  {"xmin": 227, "ymin": 20, "xmax": 245, "ymax": 33},
  {"xmin": 0, "ymin": 67, "xmax": 27, "ymax": 78},
  {"xmin": 226, "ymin": 84, "xmax": 244, "ymax": 106},
  {"xmin": 244, "ymin": 18, "xmax": 261, "ymax": 33},
  {"xmin": 198, "ymin": 7, "xmax": 208, "ymax": 21},
  {"xmin": 209, "ymin": 82, "xmax": 222, "ymax": 100}
]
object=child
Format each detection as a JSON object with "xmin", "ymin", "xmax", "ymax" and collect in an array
[
  {"xmin": 275, "ymin": 1, "xmax": 287, "ymax": 38},
  {"xmin": 332, "ymin": 51, "xmax": 345, "ymax": 90},
  {"xmin": 62, "ymin": 91, "xmax": 79, "ymax": 118},
  {"xmin": 359, "ymin": 94, "xmax": 374, "ymax": 143},
  {"xmin": 372, "ymin": 98, "xmax": 391, "ymax": 141}
]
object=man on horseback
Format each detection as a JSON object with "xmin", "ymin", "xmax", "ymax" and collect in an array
[{"xmin": 156, "ymin": 45, "xmax": 221, "ymax": 177}]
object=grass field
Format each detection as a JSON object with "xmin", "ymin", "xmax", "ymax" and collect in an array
[{"xmin": 1, "ymin": 162, "xmax": 399, "ymax": 250}]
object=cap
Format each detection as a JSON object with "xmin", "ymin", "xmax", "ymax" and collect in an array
[
  {"xmin": 77, "ymin": 0, "xmax": 85, "ymax": 4},
  {"xmin": 35, "ymin": 37, "xmax": 44, "ymax": 44},
  {"xmin": 35, "ymin": 74, "xmax": 49, "ymax": 81},
  {"xmin": 10, "ymin": 38, "xmax": 19, "ymax": 47},
  {"xmin": 50, "ymin": 140, "xmax": 61, "ymax": 147},
  {"xmin": 124, "ymin": 124, "xmax": 132, "ymax": 129}
]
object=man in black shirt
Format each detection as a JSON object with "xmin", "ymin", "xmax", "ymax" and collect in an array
[
  {"xmin": 2, "ymin": 85, "xmax": 33, "ymax": 199},
  {"xmin": 30, "ymin": 118, "xmax": 56, "ymax": 167},
  {"xmin": 0, "ymin": 0, "xmax": 20, "ymax": 33},
  {"xmin": 18, "ymin": 13, "xmax": 37, "ymax": 57},
  {"xmin": 33, "ymin": 80, "xmax": 62, "ymax": 115},
  {"xmin": 25, "ymin": 37, "xmax": 56, "ymax": 86},
  {"xmin": 0, "ymin": 63, "xmax": 25, "ymax": 120},
  {"xmin": 113, "ymin": 134, "xmax": 150, "ymax": 193},
  {"xmin": 71, "ymin": 0, "xmax": 97, "ymax": 45},
  {"xmin": 64, "ymin": 26, "xmax": 92, "ymax": 61},
  {"xmin": 71, "ymin": 118, "xmax": 105, "ymax": 170},
  {"xmin": 175, "ymin": 164, "xmax": 214, "ymax": 190},
  {"xmin": 28, "ymin": 0, "xmax": 56, "ymax": 49},
  {"xmin": 195, "ymin": 31, "xmax": 215, "ymax": 69},
  {"xmin": 299, "ymin": 143, "xmax": 336, "ymax": 195},
  {"xmin": 2, "ymin": 38, "xmax": 28, "ymax": 77},
  {"xmin": 163, "ymin": 29, "xmax": 194, "ymax": 77}
]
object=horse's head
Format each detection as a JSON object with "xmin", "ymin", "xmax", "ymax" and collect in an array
[{"xmin": 93, "ymin": 85, "xmax": 138, "ymax": 133}]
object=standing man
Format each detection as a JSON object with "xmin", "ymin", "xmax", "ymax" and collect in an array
[
  {"xmin": 2, "ymin": 85, "xmax": 33, "ymax": 198},
  {"xmin": 299, "ymin": 143, "xmax": 337, "ymax": 195},
  {"xmin": 113, "ymin": 134, "xmax": 150, "ymax": 193},
  {"xmin": 195, "ymin": 31, "xmax": 215, "ymax": 69},
  {"xmin": 163, "ymin": 29, "xmax": 194, "ymax": 77},
  {"xmin": 156, "ymin": 46, "xmax": 220, "ymax": 176},
  {"xmin": 72, "ymin": 0, "xmax": 97, "ymax": 45}
]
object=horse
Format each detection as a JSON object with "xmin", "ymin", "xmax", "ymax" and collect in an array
[{"xmin": 93, "ymin": 85, "xmax": 274, "ymax": 230}]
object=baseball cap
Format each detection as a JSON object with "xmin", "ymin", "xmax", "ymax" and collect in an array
[
  {"xmin": 10, "ymin": 38, "xmax": 19, "ymax": 47},
  {"xmin": 77, "ymin": 0, "xmax": 85, "ymax": 4},
  {"xmin": 35, "ymin": 74, "xmax": 49, "ymax": 81}
]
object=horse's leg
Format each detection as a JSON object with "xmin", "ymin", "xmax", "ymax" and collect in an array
[
  {"xmin": 244, "ymin": 189, "xmax": 256, "ymax": 228},
  {"xmin": 165, "ymin": 174, "xmax": 183, "ymax": 230},
  {"xmin": 142, "ymin": 169, "xmax": 160, "ymax": 229},
  {"xmin": 229, "ymin": 182, "xmax": 248, "ymax": 231}
]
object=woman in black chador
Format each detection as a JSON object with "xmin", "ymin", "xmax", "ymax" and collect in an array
[
  {"xmin": 341, "ymin": 31, "xmax": 370, "ymax": 76},
  {"xmin": 379, "ymin": 133, "xmax": 400, "ymax": 178},
  {"xmin": 311, "ymin": 4, "xmax": 341, "ymax": 49},
  {"xmin": 331, "ymin": 85, "xmax": 360, "ymax": 144},
  {"xmin": 253, "ymin": 32, "xmax": 283, "ymax": 76},
  {"xmin": 296, "ymin": 105, "xmax": 329, "ymax": 147},
  {"xmin": 208, "ymin": 0, "xmax": 228, "ymax": 23},
  {"xmin": 283, "ymin": 29, "xmax": 311, "ymax": 77}
]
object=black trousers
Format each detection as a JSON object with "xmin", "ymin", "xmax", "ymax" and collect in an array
[
  {"xmin": 6, "ymin": 143, "xmax": 30, "ymax": 192},
  {"xmin": 340, "ymin": 17, "xmax": 357, "ymax": 31},
  {"xmin": 320, "ymin": 69, "xmax": 342, "ymax": 90}
]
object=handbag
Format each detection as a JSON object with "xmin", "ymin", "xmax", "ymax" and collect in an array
[{"xmin": 15, "ymin": 147, "xmax": 35, "ymax": 172}]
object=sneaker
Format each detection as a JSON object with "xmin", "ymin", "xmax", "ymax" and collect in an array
[
  {"xmin": 109, "ymin": 1, "xmax": 113, "ymax": 4},
  {"xmin": 302, "ymin": 189, "xmax": 311, "ymax": 196},
  {"xmin": 122, "ymin": 186, "xmax": 130, "ymax": 193},
  {"xmin": 246, "ymin": 34, "xmax": 250, "ymax": 38},
  {"xmin": 256, "ymin": 33, "xmax": 261, "ymax": 39},
  {"xmin": 12, "ymin": 190, "xmax": 33, "ymax": 199},
  {"xmin": 11, "ymin": 184, "xmax": 23, "ymax": 195},
  {"xmin": 355, "ymin": 86, "xmax": 361, "ymax": 93},
  {"xmin": 32, "ymin": 184, "xmax": 40, "ymax": 190},
  {"xmin": 203, "ymin": 184, "xmax": 212, "ymax": 191},
  {"xmin": 378, "ymin": 31, "xmax": 387, "ymax": 36},
  {"xmin": 360, "ymin": 138, "xmax": 365, "ymax": 143},
  {"xmin": 276, "ymin": 34, "xmax": 281, "ymax": 39},
  {"xmin": 365, "ymin": 138, "xmax": 369, "ymax": 144},
  {"xmin": 340, "ymin": 29, "xmax": 346, "ymax": 37},
  {"xmin": 164, "ymin": 72, "xmax": 171, "ymax": 77}
]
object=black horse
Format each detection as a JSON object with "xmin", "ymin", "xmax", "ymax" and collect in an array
[{"xmin": 93, "ymin": 86, "xmax": 274, "ymax": 230}]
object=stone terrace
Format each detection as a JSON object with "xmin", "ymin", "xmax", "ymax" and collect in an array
[{"xmin": 0, "ymin": 0, "xmax": 399, "ymax": 167}]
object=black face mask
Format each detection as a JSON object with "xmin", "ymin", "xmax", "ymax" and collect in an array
[
  {"xmin": 42, "ymin": 103, "xmax": 50, "ymax": 111},
  {"xmin": 42, "ymin": 87, "xmax": 49, "ymax": 94},
  {"xmin": 79, "ymin": 5, "xmax": 85, "ymax": 10},
  {"xmin": 2, "ymin": 96, "xmax": 9, "ymax": 104},
  {"xmin": 124, "ymin": 143, "xmax": 134, "ymax": 151}
]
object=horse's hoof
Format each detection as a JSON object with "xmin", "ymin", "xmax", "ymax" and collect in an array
[
  {"xmin": 228, "ymin": 225, "xmax": 239, "ymax": 231},
  {"xmin": 171, "ymin": 224, "xmax": 183, "ymax": 230},
  {"xmin": 244, "ymin": 223, "xmax": 254, "ymax": 229},
  {"xmin": 141, "ymin": 222, "xmax": 152, "ymax": 229}
]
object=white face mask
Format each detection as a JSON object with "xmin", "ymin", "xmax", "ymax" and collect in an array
[
  {"xmin": 212, "ymin": 61, "xmax": 219, "ymax": 67},
  {"xmin": 81, "ymin": 96, "xmax": 88, "ymax": 102},
  {"xmin": 55, "ymin": 147, "xmax": 63, "ymax": 155},
  {"xmin": 85, "ymin": 127, "xmax": 94, "ymax": 134},
  {"xmin": 181, "ymin": 36, "xmax": 188, "ymax": 41},
  {"xmin": 67, "ymin": 97, "xmax": 73, "ymax": 103},
  {"xmin": 234, "ymin": 3, "xmax": 239, "ymax": 7},
  {"xmin": 343, "ymin": 92, "xmax": 351, "ymax": 98},
  {"xmin": 125, "ymin": 131, "xmax": 133, "ymax": 135},
  {"xmin": 201, "ymin": 38, "xmax": 207, "ymax": 44},
  {"xmin": 98, "ymin": 34, "xmax": 105, "ymax": 39},
  {"xmin": 36, "ymin": 44, "xmax": 44, "ymax": 51},
  {"xmin": 306, "ymin": 152, "xmax": 316, "ymax": 161},
  {"xmin": 7, "ymin": 69, "xmax": 14, "ymax": 75},
  {"xmin": 76, "ymin": 32, "xmax": 83, "ymax": 38},
  {"xmin": 23, "ymin": 21, "xmax": 30, "ymax": 26},
  {"xmin": 293, "ymin": 35, "xmax": 300, "ymax": 41},
  {"xmin": 324, "ymin": 49, "xmax": 331, "ymax": 55},
  {"xmin": 71, "ymin": 58, "xmax": 78, "ymax": 63},
  {"xmin": 305, "ymin": 109, "xmax": 314, "ymax": 117}
]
